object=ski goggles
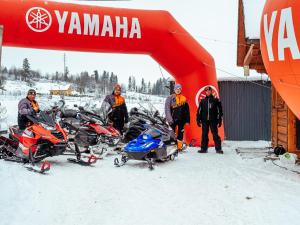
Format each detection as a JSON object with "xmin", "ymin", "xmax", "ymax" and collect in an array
[{"xmin": 28, "ymin": 91, "xmax": 36, "ymax": 96}]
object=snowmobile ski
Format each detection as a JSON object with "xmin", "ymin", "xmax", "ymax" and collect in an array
[
  {"xmin": 114, "ymin": 155, "xmax": 128, "ymax": 167},
  {"xmin": 67, "ymin": 154, "xmax": 98, "ymax": 166},
  {"xmin": 25, "ymin": 161, "xmax": 51, "ymax": 174}
]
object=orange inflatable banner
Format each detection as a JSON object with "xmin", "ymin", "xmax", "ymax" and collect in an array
[
  {"xmin": 0, "ymin": 0, "xmax": 223, "ymax": 145},
  {"xmin": 261, "ymin": 0, "xmax": 300, "ymax": 119}
]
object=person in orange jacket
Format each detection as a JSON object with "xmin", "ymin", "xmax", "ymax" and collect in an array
[
  {"xmin": 102, "ymin": 84, "xmax": 129, "ymax": 134},
  {"xmin": 18, "ymin": 89, "xmax": 40, "ymax": 130},
  {"xmin": 165, "ymin": 84, "xmax": 190, "ymax": 151}
]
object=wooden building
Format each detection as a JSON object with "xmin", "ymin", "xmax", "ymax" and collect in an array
[
  {"xmin": 237, "ymin": 0, "xmax": 300, "ymax": 154},
  {"xmin": 50, "ymin": 85, "xmax": 74, "ymax": 96}
]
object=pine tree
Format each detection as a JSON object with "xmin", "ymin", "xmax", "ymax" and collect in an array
[
  {"xmin": 64, "ymin": 66, "xmax": 69, "ymax": 81},
  {"xmin": 147, "ymin": 81, "xmax": 151, "ymax": 94},
  {"xmin": 22, "ymin": 58, "xmax": 30, "ymax": 82},
  {"xmin": 94, "ymin": 70, "xmax": 99, "ymax": 83},
  {"xmin": 128, "ymin": 76, "xmax": 132, "ymax": 91},
  {"xmin": 132, "ymin": 76, "xmax": 136, "ymax": 92}
]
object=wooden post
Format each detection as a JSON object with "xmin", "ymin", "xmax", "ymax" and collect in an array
[
  {"xmin": 288, "ymin": 108, "xmax": 296, "ymax": 153},
  {"xmin": 0, "ymin": 25, "xmax": 3, "ymax": 71}
]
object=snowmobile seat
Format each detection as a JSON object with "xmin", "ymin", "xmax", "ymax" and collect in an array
[{"xmin": 62, "ymin": 109, "xmax": 78, "ymax": 118}]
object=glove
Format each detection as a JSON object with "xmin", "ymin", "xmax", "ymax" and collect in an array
[
  {"xmin": 218, "ymin": 119, "xmax": 222, "ymax": 128},
  {"xmin": 197, "ymin": 121, "xmax": 201, "ymax": 127},
  {"xmin": 29, "ymin": 108, "xmax": 36, "ymax": 116}
]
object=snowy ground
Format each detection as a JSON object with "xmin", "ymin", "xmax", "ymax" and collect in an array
[{"xmin": 1, "ymin": 141, "xmax": 300, "ymax": 225}]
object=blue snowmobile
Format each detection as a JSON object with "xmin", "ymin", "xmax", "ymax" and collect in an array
[{"xmin": 114, "ymin": 127, "xmax": 178, "ymax": 170}]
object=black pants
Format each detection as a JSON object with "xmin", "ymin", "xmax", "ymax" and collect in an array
[
  {"xmin": 201, "ymin": 121, "xmax": 222, "ymax": 151},
  {"xmin": 113, "ymin": 119, "xmax": 124, "ymax": 135},
  {"xmin": 18, "ymin": 115, "xmax": 28, "ymax": 130},
  {"xmin": 171, "ymin": 121, "xmax": 185, "ymax": 141}
]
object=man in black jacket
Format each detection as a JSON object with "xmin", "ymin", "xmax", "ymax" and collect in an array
[{"xmin": 196, "ymin": 86, "xmax": 223, "ymax": 154}]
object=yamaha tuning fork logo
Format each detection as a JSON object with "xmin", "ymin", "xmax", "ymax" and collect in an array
[
  {"xmin": 26, "ymin": 7, "xmax": 52, "ymax": 32},
  {"xmin": 195, "ymin": 85, "xmax": 219, "ymax": 107}
]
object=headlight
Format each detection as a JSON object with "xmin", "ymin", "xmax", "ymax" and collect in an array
[{"xmin": 40, "ymin": 123, "xmax": 56, "ymax": 131}]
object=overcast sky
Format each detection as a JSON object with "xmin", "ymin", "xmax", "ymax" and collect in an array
[{"xmin": 2, "ymin": 0, "xmax": 258, "ymax": 84}]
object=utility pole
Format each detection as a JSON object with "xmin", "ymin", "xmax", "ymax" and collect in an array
[{"xmin": 169, "ymin": 79, "xmax": 175, "ymax": 95}]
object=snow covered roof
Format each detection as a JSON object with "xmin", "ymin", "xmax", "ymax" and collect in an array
[
  {"xmin": 218, "ymin": 74, "xmax": 270, "ymax": 82},
  {"xmin": 243, "ymin": 0, "xmax": 266, "ymax": 39}
]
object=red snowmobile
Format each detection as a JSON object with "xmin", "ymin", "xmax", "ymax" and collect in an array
[
  {"xmin": 0, "ymin": 102, "xmax": 97, "ymax": 173},
  {"xmin": 61, "ymin": 103, "xmax": 122, "ymax": 156}
]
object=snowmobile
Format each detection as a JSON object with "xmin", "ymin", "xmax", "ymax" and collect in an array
[
  {"xmin": 123, "ymin": 106, "xmax": 175, "ymax": 143},
  {"xmin": 124, "ymin": 105, "xmax": 196, "ymax": 148},
  {"xmin": 114, "ymin": 127, "xmax": 178, "ymax": 170},
  {"xmin": 61, "ymin": 103, "xmax": 121, "ymax": 156},
  {"xmin": 0, "ymin": 101, "xmax": 97, "ymax": 174},
  {"xmin": 78, "ymin": 102, "xmax": 122, "ymax": 148}
]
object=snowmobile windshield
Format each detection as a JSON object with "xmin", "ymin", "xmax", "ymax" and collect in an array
[
  {"xmin": 143, "ymin": 128, "xmax": 162, "ymax": 139},
  {"xmin": 99, "ymin": 101, "xmax": 112, "ymax": 123},
  {"xmin": 35, "ymin": 111, "xmax": 56, "ymax": 127}
]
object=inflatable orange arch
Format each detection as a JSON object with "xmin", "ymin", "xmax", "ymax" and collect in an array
[{"xmin": 0, "ymin": 0, "xmax": 223, "ymax": 146}]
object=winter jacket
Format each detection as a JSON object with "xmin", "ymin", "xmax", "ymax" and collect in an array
[
  {"xmin": 165, "ymin": 94, "xmax": 190, "ymax": 125},
  {"xmin": 18, "ymin": 97, "xmax": 40, "ymax": 129},
  {"xmin": 196, "ymin": 95, "xmax": 223, "ymax": 123},
  {"xmin": 103, "ymin": 94, "xmax": 129, "ymax": 124}
]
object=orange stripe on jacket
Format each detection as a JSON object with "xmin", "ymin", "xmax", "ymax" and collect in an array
[
  {"xmin": 113, "ymin": 95, "xmax": 125, "ymax": 108},
  {"xmin": 172, "ymin": 94, "xmax": 187, "ymax": 108},
  {"xmin": 31, "ymin": 101, "xmax": 39, "ymax": 112}
]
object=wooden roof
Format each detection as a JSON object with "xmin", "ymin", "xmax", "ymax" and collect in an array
[{"xmin": 237, "ymin": 0, "xmax": 266, "ymax": 74}]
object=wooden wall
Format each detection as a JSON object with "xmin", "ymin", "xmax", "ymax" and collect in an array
[{"xmin": 272, "ymin": 85, "xmax": 299, "ymax": 154}]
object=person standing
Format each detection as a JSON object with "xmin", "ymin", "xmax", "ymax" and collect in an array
[
  {"xmin": 102, "ymin": 84, "xmax": 129, "ymax": 134},
  {"xmin": 165, "ymin": 84, "xmax": 190, "ymax": 151},
  {"xmin": 18, "ymin": 89, "xmax": 40, "ymax": 130},
  {"xmin": 196, "ymin": 86, "xmax": 223, "ymax": 154}
]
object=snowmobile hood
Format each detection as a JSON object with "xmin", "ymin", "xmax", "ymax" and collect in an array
[{"xmin": 124, "ymin": 134, "xmax": 163, "ymax": 153}]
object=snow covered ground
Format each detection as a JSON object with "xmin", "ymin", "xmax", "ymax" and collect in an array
[{"xmin": 1, "ymin": 141, "xmax": 300, "ymax": 225}]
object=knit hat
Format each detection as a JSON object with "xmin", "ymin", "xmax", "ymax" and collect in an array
[
  {"xmin": 27, "ymin": 89, "xmax": 36, "ymax": 95},
  {"xmin": 114, "ymin": 84, "xmax": 121, "ymax": 90},
  {"xmin": 174, "ymin": 84, "xmax": 182, "ymax": 90},
  {"xmin": 204, "ymin": 86, "xmax": 212, "ymax": 91}
]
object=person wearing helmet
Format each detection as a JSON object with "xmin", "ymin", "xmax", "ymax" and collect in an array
[
  {"xmin": 103, "ymin": 84, "xmax": 129, "ymax": 134},
  {"xmin": 165, "ymin": 84, "xmax": 190, "ymax": 151},
  {"xmin": 18, "ymin": 89, "xmax": 40, "ymax": 130}
]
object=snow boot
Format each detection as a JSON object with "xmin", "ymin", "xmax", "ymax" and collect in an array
[
  {"xmin": 177, "ymin": 140, "xmax": 183, "ymax": 152},
  {"xmin": 198, "ymin": 149, "xmax": 207, "ymax": 153}
]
